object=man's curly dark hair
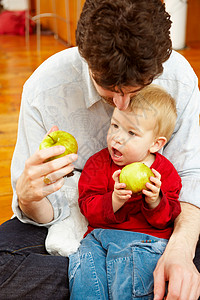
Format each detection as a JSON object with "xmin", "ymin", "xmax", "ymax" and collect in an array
[{"xmin": 76, "ymin": 0, "xmax": 172, "ymax": 90}]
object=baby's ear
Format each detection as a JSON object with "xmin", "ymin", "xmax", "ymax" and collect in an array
[{"xmin": 150, "ymin": 136, "xmax": 167, "ymax": 153}]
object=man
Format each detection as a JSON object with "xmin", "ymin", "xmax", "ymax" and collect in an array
[{"xmin": 0, "ymin": 0, "xmax": 199, "ymax": 299}]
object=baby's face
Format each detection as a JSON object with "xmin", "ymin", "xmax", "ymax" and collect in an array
[{"xmin": 107, "ymin": 107, "xmax": 157, "ymax": 166}]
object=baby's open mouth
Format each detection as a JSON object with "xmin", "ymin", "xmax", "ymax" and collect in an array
[{"xmin": 112, "ymin": 147, "xmax": 122, "ymax": 158}]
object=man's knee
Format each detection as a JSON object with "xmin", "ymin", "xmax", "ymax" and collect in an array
[
  {"xmin": 0, "ymin": 218, "xmax": 47, "ymax": 254},
  {"xmin": 0, "ymin": 248, "xmax": 69, "ymax": 299}
]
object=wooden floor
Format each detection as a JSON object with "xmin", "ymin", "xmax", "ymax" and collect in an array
[
  {"xmin": 0, "ymin": 35, "xmax": 200, "ymax": 224},
  {"xmin": 0, "ymin": 34, "xmax": 66, "ymax": 224}
]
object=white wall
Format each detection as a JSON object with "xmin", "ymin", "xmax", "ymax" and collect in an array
[
  {"xmin": 164, "ymin": 0, "xmax": 188, "ymax": 50},
  {"xmin": 2, "ymin": 0, "xmax": 28, "ymax": 10}
]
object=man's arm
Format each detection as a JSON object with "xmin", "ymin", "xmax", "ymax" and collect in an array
[
  {"xmin": 18, "ymin": 196, "xmax": 54, "ymax": 224},
  {"xmin": 153, "ymin": 202, "xmax": 200, "ymax": 300},
  {"xmin": 16, "ymin": 145, "xmax": 77, "ymax": 224}
]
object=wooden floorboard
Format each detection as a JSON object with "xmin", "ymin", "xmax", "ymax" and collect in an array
[{"xmin": 0, "ymin": 35, "xmax": 200, "ymax": 224}]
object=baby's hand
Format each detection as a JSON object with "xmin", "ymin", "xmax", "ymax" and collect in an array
[
  {"xmin": 142, "ymin": 168, "xmax": 161, "ymax": 209},
  {"xmin": 112, "ymin": 170, "xmax": 132, "ymax": 212}
]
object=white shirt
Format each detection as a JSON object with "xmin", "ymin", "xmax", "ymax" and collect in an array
[{"xmin": 11, "ymin": 47, "xmax": 200, "ymax": 226}]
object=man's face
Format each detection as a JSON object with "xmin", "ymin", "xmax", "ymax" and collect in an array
[{"xmin": 91, "ymin": 75, "xmax": 143, "ymax": 111}]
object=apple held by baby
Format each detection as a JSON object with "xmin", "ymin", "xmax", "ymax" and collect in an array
[
  {"xmin": 119, "ymin": 162, "xmax": 154, "ymax": 194},
  {"xmin": 39, "ymin": 130, "xmax": 78, "ymax": 160}
]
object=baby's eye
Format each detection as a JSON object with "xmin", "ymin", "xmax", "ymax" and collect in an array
[
  {"xmin": 111, "ymin": 123, "xmax": 118, "ymax": 129},
  {"xmin": 128, "ymin": 131, "xmax": 135, "ymax": 136}
]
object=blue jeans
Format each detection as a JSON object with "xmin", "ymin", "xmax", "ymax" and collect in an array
[
  {"xmin": 0, "ymin": 218, "xmax": 69, "ymax": 300},
  {"xmin": 69, "ymin": 229, "xmax": 168, "ymax": 300}
]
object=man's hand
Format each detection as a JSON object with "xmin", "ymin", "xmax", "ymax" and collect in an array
[
  {"xmin": 153, "ymin": 203, "xmax": 200, "ymax": 300},
  {"xmin": 154, "ymin": 242, "xmax": 200, "ymax": 299},
  {"xmin": 16, "ymin": 126, "xmax": 78, "ymax": 223}
]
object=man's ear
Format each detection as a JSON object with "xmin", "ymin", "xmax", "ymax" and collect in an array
[{"xmin": 150, "ymin": 137, "xmax": 167, "ymax": 153}]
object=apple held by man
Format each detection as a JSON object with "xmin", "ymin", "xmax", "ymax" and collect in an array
[
  {"xmin": 39, "ymin": 130, "xmax": 78, "ymax": 160},
  {"xmin": 40, "ymin": 130, "xmax": 78, "ymax": 184}
]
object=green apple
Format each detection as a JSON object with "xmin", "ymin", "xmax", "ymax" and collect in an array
[
  {"xmin": 119, "ymin": 162, "xmax": 154, "ymax": 194},
  {"xmin": 39, "ymin": 130, "xmax": 78, "ymax": 160}
]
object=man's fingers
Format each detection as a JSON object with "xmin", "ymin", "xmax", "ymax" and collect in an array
[
  {"xmin": 46, "ymin": 125, "xmax": 59, "ymax": 136},
  {"xmin": 166, "ymin": 267, "xmax": 182, "ymax": 299},
  {"xmin": 154, "ymin": 260, "xmax": 200, "ymax": 300},
  {"xmin": 177, "ymin": 268, "xmax": 200, "ymax": 300},
  {"xmin": 39, "ymin": 153, "xmax": 78, "ymax": 176},
  {"xmin": 42, "ymin": 177, "xmax": 65, "ymax": 198},
  {"xmin": 42, "ymin": 164, "xmax": 75, "ymax": 183},
  {"xmin": 153, "ymin": 264, "xmax": 166, "ymax": 300},
  {"xmin": 25, "ymin": 149, "xmax": 78, "ymax": 181},
  {"xmin": 28, "ymin": 146, "xmax": 66, "ymax": 165}
]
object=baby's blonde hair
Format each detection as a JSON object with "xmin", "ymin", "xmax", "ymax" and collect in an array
[{"xmin": 129, "ymin": 84, "xmax": 177, "ymax": 142}]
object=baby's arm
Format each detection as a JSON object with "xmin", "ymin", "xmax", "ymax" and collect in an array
[
  {"xmin": 141, "ymin": 165, "xmax": 181, "ymax": 229},
  {"xmin": 112, "ymin": 170, "xmax": 132, "ymax": 213},
  {"xmin": 142, "ymin": 168, "xmax": 162, "ymax": 209}
]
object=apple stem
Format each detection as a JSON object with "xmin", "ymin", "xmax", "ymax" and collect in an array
[{"xmin": 48, "ymin": 134, "xmax": 56, "ymax": 143}]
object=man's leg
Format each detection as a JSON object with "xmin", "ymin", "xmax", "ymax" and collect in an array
[{"xmin": 0, "ymin": 218, "xmax": 69, "ymax": 300}]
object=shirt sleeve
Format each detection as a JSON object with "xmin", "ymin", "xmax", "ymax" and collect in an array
[
  {"xmin": 154, "ymin": 52, "xmax": 200, "ymax": 208},
  {"xmin": 165, "ymin": 81, "xmax": 200, "ymax": 208},
  {"xmin": 141, "ymin": 190, "xmax": 181, "ymax": 229},
  {"xmin": 11, "ymin": 91, "xmax": 71, "ymax": 227}
]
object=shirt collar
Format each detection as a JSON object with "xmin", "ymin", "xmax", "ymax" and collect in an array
[{"xmin": 80, "ymin": 55, "xmax": 102, "ymax": 109}]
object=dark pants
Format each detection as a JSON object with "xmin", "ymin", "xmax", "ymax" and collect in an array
[
  {"xmin": 0, "ymin": 218, "xmax": 69, "ymax": 300},
  {"xmin": 0, "ymin": 218, "xmax": 199, "ymax": 299}
]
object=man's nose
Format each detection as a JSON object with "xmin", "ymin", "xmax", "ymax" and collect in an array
[{"xmin": 113, "ymin": 93, "xmax": 130, "ymax": 110}]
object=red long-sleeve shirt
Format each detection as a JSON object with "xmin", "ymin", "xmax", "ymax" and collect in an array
[{"xmin": 78, "ymin": 148, "xmax": 182, "ymax": 239}]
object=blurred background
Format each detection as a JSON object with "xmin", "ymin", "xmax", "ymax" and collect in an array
[{"xmin": 0, "ymin": 0, "xmax": 200, "ymax": 224}]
